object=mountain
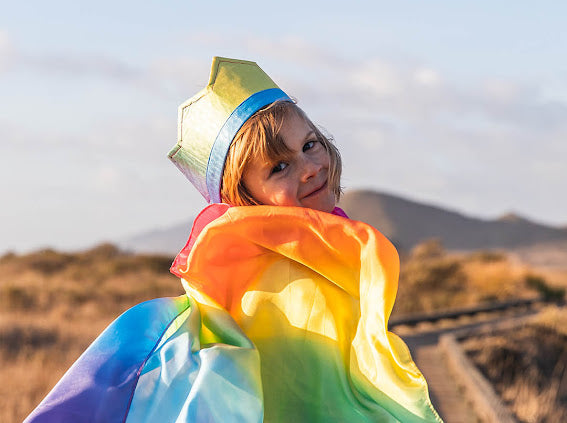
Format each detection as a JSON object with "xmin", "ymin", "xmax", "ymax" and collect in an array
[
  {"xmin": 338, "ymin": 190, "xmax": 567, "ymax": 251},
  {"xmin": 118, "ymin": 220, "xmax": 193, "ymax": 256},
  {"xmin": 117, "ymin": 190, "xmax": 567, "ymax": 256}
]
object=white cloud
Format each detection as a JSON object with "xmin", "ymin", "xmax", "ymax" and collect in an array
[
  {"xmin": 349, "ymin": 59, "xmax": 405, "ymax": 98},
  {"xmin": 93, "ymin": 166, "xmax": 122, "ymax": 193},
  {"xmin": 0, "ymin": 38, "xmax": 204, "ymax": 102},
  {"xmin": 0, "ymin": 35, "xmax": 142, "ymax": 82},
  {"xmin": 25, "ymin": 54, "xmax": 139, "ymax": 80},
  {"xmin": 0, "ymin": 30, "xmax": 15, "ymax": 71},
  {"xmin": 0, "ymin": 30, "xmax": 10, "ymax": 52},
  {"xmin": 185, "ymin": 32, "xmax": 348, "ymax": 70},
  {"xmin": 414, "ymin": 67, "xmax": 441, "ymax": 87},
  {"xmin": 146, "ymin": 57, "xmax": 210, "ymax": 97},
  {"xmin": 482, "ymin": 79, "xmax": 524, "ymax": 103}
]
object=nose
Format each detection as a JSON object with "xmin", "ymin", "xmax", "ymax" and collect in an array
[{"xmin": 300, "ymin": 156, "xmax": 323, "ymax": 183}]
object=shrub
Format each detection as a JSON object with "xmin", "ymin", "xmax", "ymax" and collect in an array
[
  {"xmin": 0, "ymin": 285, "xmax": 37, "ymax": 310},
  {"xmin": 525, "ymin": 274, "xmax": 565, "ymax": 301},
  {"xmin": 20, "ymin": 249, "xmax": 75, "ymax": 275},
  {"xmin": 467, "ymin": 250, "xmax": 507, "ymax": 263}
]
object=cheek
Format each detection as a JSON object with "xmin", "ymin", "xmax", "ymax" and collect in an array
[
  {"xmin": 316, "ymin": 149, "xmax": 331, "ymax": 167},
  {"xmin": 265, "ymin": 184, "xmax": 300, "ymax": 206},
  {"xmin": 272, "ymin": 190, "xmax": 296, "ymax": 204}
]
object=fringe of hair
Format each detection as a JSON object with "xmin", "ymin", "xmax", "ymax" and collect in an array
[{"xmin": 220, "ymin": 101, "xmax": 342, "ymax": 207}]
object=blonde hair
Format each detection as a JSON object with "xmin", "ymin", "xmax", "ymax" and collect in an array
[{"xmin": 221, "ymin": 101, "xmax": 342, "ymax": 206}]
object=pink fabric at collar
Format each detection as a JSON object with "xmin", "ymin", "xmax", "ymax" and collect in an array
[{"xmin": 332, "ymin": 207, "xmax": 348, "ymax": 218}]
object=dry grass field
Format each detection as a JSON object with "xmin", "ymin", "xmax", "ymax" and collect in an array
[
  {"xmin": 393, "ymin": 239, "xmax": 565, "ymax": 316},
  {"xmin": 0, "ymin": 244, "xmax": 182, "ymax": 423},
  {"xmin": 1, "ymin": 240, "xmax": 565, "ymax": 422},
  {"xmin": 462, "ymin": 306, "xmax": 567, "ymax": 422}
]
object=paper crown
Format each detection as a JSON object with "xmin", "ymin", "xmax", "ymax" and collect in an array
[{"xmin": 168, "ymin": 57, "xmax": 292, "ymax": 203}]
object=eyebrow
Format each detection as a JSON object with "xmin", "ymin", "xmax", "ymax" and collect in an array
[{"xmin": 303, "ymin": 130, "xmax": 316, "ymax": 141}]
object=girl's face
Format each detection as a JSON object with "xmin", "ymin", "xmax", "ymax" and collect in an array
[{"xmin": 242, "ymin": 112, "xmax": 336, "ymax": 213}]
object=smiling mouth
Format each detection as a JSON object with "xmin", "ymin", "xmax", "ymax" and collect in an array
[{"xmin": 303, "ymin": 180, "xmax": 328, "ymax": 199}]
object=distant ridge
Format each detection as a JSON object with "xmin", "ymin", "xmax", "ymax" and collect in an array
[
  {"xmin": 338, "ymin": 190, "xmax": 567, "ymax": 251},
  {"xmin": 118, "ymin": 220, "xmax": 193, "ymax": 256},
  {"xmin": 497, "ymin": 212, "xmax": 530, "ymax": 223},
  {"xmin": 117, "ymin": 190, "xmax": 567, "ymax": 256}
]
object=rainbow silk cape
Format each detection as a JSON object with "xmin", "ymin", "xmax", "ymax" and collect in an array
[{"xmin": 25, "ymin": 205, "xmax": 442, "ymax": 423}]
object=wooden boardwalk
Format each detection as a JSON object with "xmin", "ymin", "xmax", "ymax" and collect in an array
[
  {"xmin": 402, "ymin": 329, "xmax": 479, "ymax": 423},
  {"xmin": 392, "ymin": 302, "xmax": 549, "ymax": 422},
  {"xmin": 400, "ymin": 329, "xmax": 479, "ymax": 423}
]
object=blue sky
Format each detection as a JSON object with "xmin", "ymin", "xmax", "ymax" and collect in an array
[{"xmin": 1, "ymin": 1, "xmax": 566, "ymax": 252}]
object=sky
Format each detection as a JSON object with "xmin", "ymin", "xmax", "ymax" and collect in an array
[{"xmin": 1, "ymin": 1, "xmax": 566, "ymax": 253}]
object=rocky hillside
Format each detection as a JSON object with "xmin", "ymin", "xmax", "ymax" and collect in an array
[{"xmin": 339, "ymin": 190, "xmax": 567, "ymax": 252}]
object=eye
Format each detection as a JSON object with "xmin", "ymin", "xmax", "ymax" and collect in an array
[
  {"xmin": 271, "ymin": 162, "xmax": 288, "ymax": 174},
  {"xmin": 303, "ymin": 140, "xmax": 317, "ymax": 152}
]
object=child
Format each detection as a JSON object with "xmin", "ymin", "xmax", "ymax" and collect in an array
[{"xmin": 26, "ymin": 57, "xmax": 442, "ymax": 423}]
